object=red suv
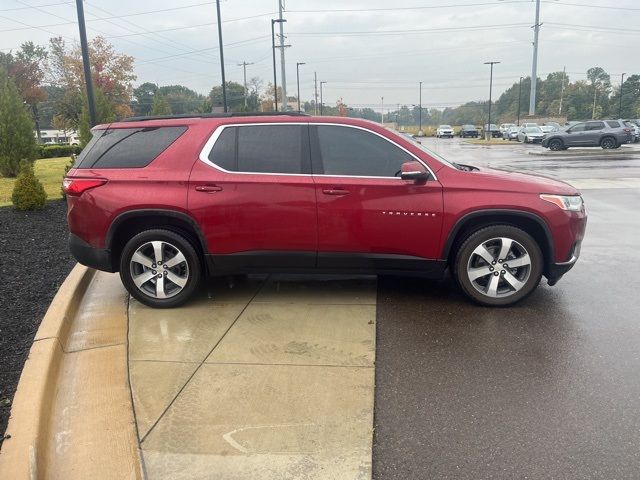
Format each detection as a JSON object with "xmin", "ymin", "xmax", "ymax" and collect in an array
[{"xmin": 64, "ymin": 113, "xmax": 586, "ymax": 308}]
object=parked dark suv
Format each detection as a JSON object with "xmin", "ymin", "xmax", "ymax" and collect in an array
[
  {"xmin": 64, "ymin": 113, "xmax": 586, "ymax": 308},
  {"xmin": 542, "ymin": 120, "xmax": 633, "ymax": 150}
]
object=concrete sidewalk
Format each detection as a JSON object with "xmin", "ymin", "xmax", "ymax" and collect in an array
[{"xmin": 129, "ymin": 275, "xmax": 377, "ymax": 479}]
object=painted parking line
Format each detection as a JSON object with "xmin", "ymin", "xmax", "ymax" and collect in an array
[{"xmin": 129, "ymin": 275, "xmax": 377, "ymax": 480}]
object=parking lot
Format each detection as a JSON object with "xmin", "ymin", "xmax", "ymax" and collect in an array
[{"xmin": 373, "ymin": 137, "xmax": 640, "ymax": 478}]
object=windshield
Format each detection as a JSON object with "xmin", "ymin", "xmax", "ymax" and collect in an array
[
  {"xmin": 525, "ymin": 127, "xmax": 542, "ymax": 133},
  {"xmin": 440, "ymin": 125, "xmax": 452, "ymax": 129},
  {"xmin": 462, "ymin": 125, "xmax": 475, "ymax": 129}
]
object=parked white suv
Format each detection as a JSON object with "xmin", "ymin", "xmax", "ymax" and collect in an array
[{"xmin": 436, "ymin": 125, "xmax": 454, "ymax": 138}]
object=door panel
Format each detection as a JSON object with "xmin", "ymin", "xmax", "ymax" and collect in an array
[
  {"xmin": 188, "ymin": 124, "xmax": 317, "ymax": 266},
  {"xmin": 313, "ymin": 176, "xmax": 443, "ymax": 263}
]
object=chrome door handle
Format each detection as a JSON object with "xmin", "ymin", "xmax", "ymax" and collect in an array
[
  {"xmin": 195, "ymin": 185, "xmax": 223, "ymax": 193},
  {"xmin": 322, "ymin": 188, "xmax": 349, "ymax": 196}
]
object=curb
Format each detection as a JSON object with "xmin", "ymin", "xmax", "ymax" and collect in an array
[
  {"xmin": 0, "ymin": 265, "xmax": 143, "ymax": 480},
  {"xmin": 0, "ymin": 265, "xmax": 94, "ymax": 479},
  {"xmin": 527, "ymin": 147, "xmax": 640, "ymax": 157}
]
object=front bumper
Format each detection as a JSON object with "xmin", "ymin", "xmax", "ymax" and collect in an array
[
  {"xmin": 545, "ymin": 241, "xmax": 582, "ymax": 286},
  {"xmin": 69, "ymin": 233, "xmax": 115, "ymax": 272}
]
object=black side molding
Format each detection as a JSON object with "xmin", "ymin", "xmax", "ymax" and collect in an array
[{"xmin": 69, "ymin": 234, "xmax": 114, "ymax": 272}]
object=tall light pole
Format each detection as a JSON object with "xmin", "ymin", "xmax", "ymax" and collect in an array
[
  {"xmin": 271, "ymin": 19, "xmax": 285, "ymax": 111},
  {"xmin": 418, "ymin": 81, "xmax": 423, "ymax": 136},
  {"xmin": 75, "ymin": 0, "xmax": 96, "ymax": 126},
  {"xmin": 529, "ymin": 0, "xmax": 541, "ymax": 115},
  {"xmin": 314, "ymin": 72, "xmax": 318, "ymax": 115},
  {"xmin": 320, "ymin": 81, "xmax": 327, "ymax": 115},
  {"xmin": 381, "ymin": 97, "xmax": 384, "ymax": 124},
  {"xmin": 517, "ymin": 76, "xmax": 523, "ymax": 126},
  {"xmin": 619, "ymin": 72, "xmax": 626, "ymax": 118},
  {"xmin": 559, "ymin": 66, "xmax": 566, "ymax": 115},
  {"xmin": 215, "ymin": 0, "xmax": 227, "ymax": 112},
  {"xmin": 484, "ymin": 61, "xmax": 500, "ymax": 141},
  {"xmin": 296, "ymin": 62, "xmax": 305, "ymax": 112},
  {"xmin": 277, "ymin": 0, "xmax": 288, "ymax": 112},
  {"xmin": 238, "ymin": 61, "xmax": 254, "ymax": 109}
]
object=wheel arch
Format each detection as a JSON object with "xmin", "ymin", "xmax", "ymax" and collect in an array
[
  {"xmin": 442, "ymin": 209, "xmax": 554, "ymax": 271},
  {"xmin": 106, "ymin": 209, "xmax": 208, "ymax": 272}
]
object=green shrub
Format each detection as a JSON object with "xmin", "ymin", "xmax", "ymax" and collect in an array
[
  {"xmin": 12, "ymin": 160, "xmax": 47, "ymax": 210},
  {"xmin": 37, "ymin": 144, "xmax": 82, "ymax": 158}
]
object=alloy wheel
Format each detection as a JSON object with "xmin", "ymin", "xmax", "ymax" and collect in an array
[
  {"xmin": 129, "ymin": 240, "xmax": 189, "ymax": 299},
  {"xmin": 466, "ymin": 237, "xmax": 532, "ymax": 298}
]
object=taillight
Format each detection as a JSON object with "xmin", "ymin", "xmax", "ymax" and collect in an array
[
  {"xmin": 62, "ymin": 177, "xmax": 107, "ymax": 196},
  {"xmin": 624, "ymin": 128, "xmax": 631, "ymax": 132}
]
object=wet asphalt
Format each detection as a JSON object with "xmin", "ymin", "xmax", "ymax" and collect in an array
[{"xmin": 373, "ymin": 138, "xmax": 640, "ymax": 479}]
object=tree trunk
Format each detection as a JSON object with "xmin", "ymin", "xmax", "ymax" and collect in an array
[{"xmin": 31, "ymin": 104, "xmax": 42, "ymax": 143}]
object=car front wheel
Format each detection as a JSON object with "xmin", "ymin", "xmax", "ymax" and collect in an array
[
  {"xmin": 454, "ymin": 225, "xmax": 543, "ymax": 306},
  {"xmin": 120, "ymin": 229, "xmax": 201, "ymax": 308}
]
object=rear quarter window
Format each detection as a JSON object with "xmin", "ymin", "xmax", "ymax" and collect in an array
[
  {"xmin": 606, "ymin": 121, "xmax": 620, "ymax": 128},
  {"xmin": 75, "ymin": 126, "xmax": 187, "ymax": 169}
]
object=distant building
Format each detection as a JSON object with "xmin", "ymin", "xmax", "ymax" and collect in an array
[{"xmin": 35, "ymin": 129, "xmax": 80, "ymax": 145}]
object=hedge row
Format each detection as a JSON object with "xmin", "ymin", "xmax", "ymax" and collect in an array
[{"xmin": 37, "ymin": 144, "xmax": 82, "ymax": 159}]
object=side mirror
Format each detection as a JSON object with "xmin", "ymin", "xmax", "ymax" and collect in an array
[{"xmin": 400, "ymin": 161, "xmax": 429, "ymax": 182}]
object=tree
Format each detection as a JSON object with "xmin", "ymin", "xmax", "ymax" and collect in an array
[
  {"xmin": 151, "ymin": 92, "xmax": 172, "ymax": 115},
  {"xmin": 48, "ymin": 36, "xmax": 136, "ymax": 121},
  {"xmin": 133, "ymin": 82, "xmax": 158, "ymax": 116},
  {"xmin": 0, "ymin": 42, "xmax": 48, "ymax": 140},
  {"xmin": 209, "ymin": 81, "xmax": 245, "ymax": 111},
  {"xmin": 79, "ymin": 87, "xmax": 115, "ymax": 147},
  {"xmin": 159, "ymin": 85, "xmax": 205, "ymax": 114},
  {"xmin": 0, "ymin": 67, "xmax": 37, "ymax": 177},
  {"xmin": 610, "ymin": 74, "xmax": 640, "ymax": 119}
]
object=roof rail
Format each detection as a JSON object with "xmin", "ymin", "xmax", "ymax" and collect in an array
[{"xmin": 120, "ymin": 112, "xmax": 311, "ymax": 122}]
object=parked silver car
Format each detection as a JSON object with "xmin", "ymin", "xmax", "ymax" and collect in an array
[
  {"xmin": 542, "ymin": 120, "xmax": 633, "ymax": 150},
  {"xmin": 517, "ymin": 126, "xmax": 545, "ymax": 143},
  {"xmin": 502, "ymin": 126, "xmax": 520, "ymax": 141}
]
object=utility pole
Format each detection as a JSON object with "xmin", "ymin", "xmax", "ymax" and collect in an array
[
  {"xmin": 517, "ymin": 76, "xmax": 523, "ymax": 126},
  {"xmin": 320, "ymin": 81, "xmax": 326, "ymax": 115},
  {"xmin": 278, "ymin": 0, "xmax": 288, "ymax": 111},
  {"xmin": 238, "ymin": 61, "xmax": 254, "ymax": 109},
  {"xmin": 529, "ymin": 0, "xmax": 541, "ymax": 115},
  {"xmin": 215, "ymin": 0, "xmax": 227, "ymax": 112},
  {"xmin": 75, "ymin": 0, "xmax": 96, "ymax": 126},
  {"xmin": 418, "ymin": 81, "xmax": 423, "ymax": 136},
  {"xmin": 271, "ymin": 19, "xmax": 282, "ymax": 111},
  {"xmin": 619, "ymin": 72, "xmax": 626, "ymax": 118},
  {"xmin": 314, "ymin": 72, "xmax": 318, "ymax": 115},
  {"xmin": 484, "ymin": 61, "xmax": 500, "ymax": 141},
  {"xmin": 559, "ymin": 66, "xmax": 566, "ymax": 116},
  {"xmin": 296, "ymin": 62, "xmax": 305, "ymax": 112},
  {"xmin": 381, "ymin": 97, "xmax": 384, "ymax": 124}
]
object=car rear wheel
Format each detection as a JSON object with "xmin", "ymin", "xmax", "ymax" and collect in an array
[
  {"xmin": 453, "ymin": 225, "xmax": 543, "ymax": 306},
  {"xmin": 120, "ymin": 229, "xmax": 201, "ymax": 308},
  {"xmin": 548, "ymin": 138, "xmax": 563, "ymax": 151},
  {"xmin": 601, "ymin": 137, "xmax": 617, "ymax": 149}
]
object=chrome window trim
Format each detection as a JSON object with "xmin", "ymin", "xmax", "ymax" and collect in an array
[{"xmin": 198, "ymin": 122, "xmax": 438, "ymax": 181}]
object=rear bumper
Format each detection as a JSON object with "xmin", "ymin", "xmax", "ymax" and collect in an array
[{"xmin": 69, "ymin": 234, "xmax": 115, "ymax": 272}]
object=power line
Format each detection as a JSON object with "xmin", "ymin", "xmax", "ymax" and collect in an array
[
  {"xmin": 288, "ymin": 23, "xmax": 531, "ymax": 37},
  {"xmin": 287, "ymin": 1, "xmax": 529, "ymax": 13}
]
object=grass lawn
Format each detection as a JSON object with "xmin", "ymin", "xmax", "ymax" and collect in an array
[{"xmin": 0, "ymin": 157, "xmax": 71, "ymax": 207}]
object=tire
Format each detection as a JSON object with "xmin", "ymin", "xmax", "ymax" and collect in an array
[
  {"xmin": 601, "ymin": 136, "xmax": 617, "ymax": 149},
  {"xmin": 453, "ymin": 225, "xmax": 543, "ymax": 307},
  {"xmin": 119, "ymin": 229, "xmax": 202, "ymax": 308},
  {"xmin": 548, "ymin": 138, "xmax": 563, "ymax": 151}
]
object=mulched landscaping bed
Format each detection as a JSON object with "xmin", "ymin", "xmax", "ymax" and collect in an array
[{"xmin": 0, "ymin": 200, "xmax": 75, "ymax": 445}]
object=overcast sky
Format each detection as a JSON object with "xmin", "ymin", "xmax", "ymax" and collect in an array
[{"xmin": 0, "ymin": 0, "xmax": 638, "ymax": 109}]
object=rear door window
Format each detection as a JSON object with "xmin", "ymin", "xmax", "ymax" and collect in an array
[
  {"xmin": 75, "ymin": 126, "xmax": 187, "ymax": 169},
  {"xmin": 606, "ymin": 121, "xmax": 620, "ymax": 128},
  {"xmin": 207, "ymin": 125, "xmax": 309, "ymax": 174},
  {"xmin": 586, "ymin": 121, "xmax": 605, "ymax": 131}
]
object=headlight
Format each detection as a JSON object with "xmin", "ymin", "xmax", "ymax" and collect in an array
[{"xmin": 540, "ymin": 194, "xmax": 583, "ymax": 211}]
